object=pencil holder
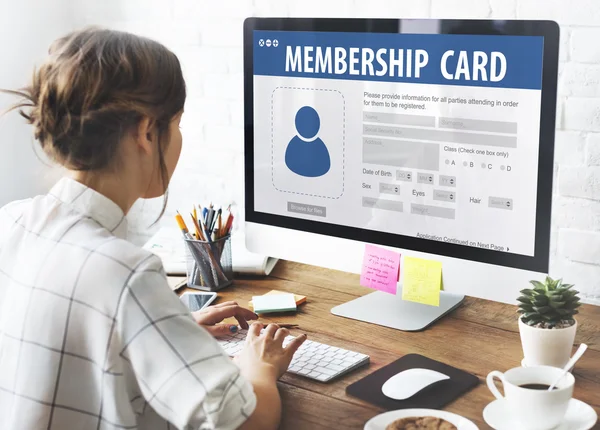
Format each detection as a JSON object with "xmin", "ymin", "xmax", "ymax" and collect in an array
[{"xmin": 184, "ymin": 235, "xmax": 233, "ymax": 292}]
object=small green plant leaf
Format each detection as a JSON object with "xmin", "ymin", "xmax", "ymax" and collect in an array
[
  {"xmin": 519, "ymin": 276, "xmax": 579, "ymax": 326},
  {"xmin": 519, "ymin": 304, "xmax": 535, "ymax": 313},
  {"xmin": 549, "ymin": 301, "xmax": 566, "ymax": 309},
  {"xmin": 530, "ymin": 280, "xmax": 546, "ymax": 290},
  {"xmin": 533, "ymin": 305, "xmax": 552, "ymax": 314},
  {"xmin": 529, "ymin": 281, "xmax": 546, "ymax": 290}
]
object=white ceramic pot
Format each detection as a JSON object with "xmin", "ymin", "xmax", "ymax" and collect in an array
[{"xmin": 518, "ymin": 317, "xmax": 577, "ymax": 368}]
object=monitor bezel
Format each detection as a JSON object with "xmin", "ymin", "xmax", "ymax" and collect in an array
[{"xmin": 243, "ymin": 18, "xmax": 559, "ymax": 273}]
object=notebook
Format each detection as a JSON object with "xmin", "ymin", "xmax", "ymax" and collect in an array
[{"xmin": 143, "ymin": 227, "xmax": 278, "ymax": 276}]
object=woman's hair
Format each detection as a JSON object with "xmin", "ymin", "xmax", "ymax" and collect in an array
[{"xmin": 3, "ymin": 27, "xmax": 186, "ymax": 215}]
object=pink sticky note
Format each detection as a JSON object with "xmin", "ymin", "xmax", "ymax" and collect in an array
[{"xmin": 360, "ymin": 244, "xmax": 400, "ymax": 294}]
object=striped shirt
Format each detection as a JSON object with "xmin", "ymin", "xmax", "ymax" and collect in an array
[{"xmin": 0, "ymin": 177, "xmax": 256, "ymax": 430}]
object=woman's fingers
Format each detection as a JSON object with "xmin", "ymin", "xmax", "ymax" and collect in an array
[
  {"xmin": 204, "ymin": 324, "xmax": 239, "ymax": 337},
  {"xmin": 284, "ymin": 334, "xmax": 308, "ymax": 358},
  {"xmin": 263, "ymin": 323, "xmax": 280, "ymax": 339},
  {"xmin": 211, "ymin": 301, "xmax": 259, "ymax": 327},
  {"xmin": 202, "ymin": 305, "xmax": 258, "ymax": 328},
  {"xmin": 234, "ymin": 314, "xmax": 252, "ymax": 330},
  {"xmin": 274, "ymin": 328, "xmax": 290, "ymax": 345},
  {"xmin": 247, "ymin": 322, "xmax": 263, "ymax": 339},
  {"xmin": 212, "ymin": 301, "xmax": 238, "ymax": 308}
]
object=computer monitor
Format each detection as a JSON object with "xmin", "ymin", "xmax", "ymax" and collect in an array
[{"xmin": 243, "ymin": 18, "xmax": 559, "ymax": 331}]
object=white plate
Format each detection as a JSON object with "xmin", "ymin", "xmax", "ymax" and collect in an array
[
  {"xmin": 483, "ymin": 398, "xmax": 598, "ymax": 430},
  {"xmin": 364, "ymin": 408, "xmax": 479, "ymax": 430}
]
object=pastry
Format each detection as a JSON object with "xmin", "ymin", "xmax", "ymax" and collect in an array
[{"xmin": 385, "ymin": 416, "xmax": 457, "ymax": 430}]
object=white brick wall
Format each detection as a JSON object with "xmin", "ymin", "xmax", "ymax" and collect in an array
[
  {"xmin": 431, "ymin": 0, "xmax": 492, "ymax": 18},
  {"xmin": 587, "ymin": 133, "xmax": 600, "ymax": 166},
  {"xmin": 570, "ymin": 28, "xmax": 600, "ymax": 64},
  {"xmin": 560, "ymin": 229, "xmax": 600, "ymax": 265},
  {"xmin": 71, "ymin": 0, "xmax": 600, "ymax": 304},
  {"xmin": 564, "ymin": 98, "xmax": 600, "ymax": 131},
  {"xmin": 559, "ymin": 167, "xmax": 600, "ymax": 200}
]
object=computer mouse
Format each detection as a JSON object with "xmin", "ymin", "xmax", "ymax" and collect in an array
[{"xmin": 382, "ymin": 368, "xmax": 450, "ymax": 400}]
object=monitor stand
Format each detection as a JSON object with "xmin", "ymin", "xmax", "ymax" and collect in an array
[{"xmin": 331, "ymin": 288, "xmax": 465, "ymax": 332}]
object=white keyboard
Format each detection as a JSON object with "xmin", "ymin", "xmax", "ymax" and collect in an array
[{"xmin": 217, "ymin": 329, "xmax": 370, "ymax": 382}]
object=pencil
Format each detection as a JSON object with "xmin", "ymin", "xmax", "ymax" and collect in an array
[
  {"xmin": 221, "ymin": 213, "xmax": 229, "ymax": 237},
  {"xmin": 175, "ymin": 211, "xmax": 192, "ymax": 239},
  {"xmin": 225, "ymin": 213, "xmax": 234, "ymax": 235},
  {"xmin": 215, "ymin": 210, "xmax": 222, "ymax": 238},
  {"xmin": 190, "ymin": 212, "xmax": 205, "ymax": 241}
]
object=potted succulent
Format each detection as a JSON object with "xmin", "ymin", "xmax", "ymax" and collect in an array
[{"xmin": 517, "ymin": 276, "xmax": 581, "ymax": 368}]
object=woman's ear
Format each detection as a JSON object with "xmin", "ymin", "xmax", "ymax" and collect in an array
[{"xmin": 135, "ymin": 117, "xmax": 156, "ymax": 155}]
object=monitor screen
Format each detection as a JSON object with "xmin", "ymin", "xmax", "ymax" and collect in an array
[{"xmin": 244, "ymin": 19, "xmax": 558, "ymax": 272}]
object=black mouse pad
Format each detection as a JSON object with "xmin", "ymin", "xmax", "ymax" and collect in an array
[{"xmin": 346, "ymin": 354, "xmax": 479, "ymax": 410}]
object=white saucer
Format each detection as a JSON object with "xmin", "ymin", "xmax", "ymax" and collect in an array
[
  {"xmin": 365, "ymin": 408, "xmax": 478, "ymax": 430},
  {"xmin": 483, "ymin": 398, "xmax": 597, "ymax": 430},
  {"xmin": 521, "ymin": 358, "xmax": 572, "ymax": 368}
]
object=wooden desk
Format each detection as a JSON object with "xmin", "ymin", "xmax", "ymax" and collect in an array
[{"xmin": 170, "ymin": 261, "xmax": 600, "ymax": 429}]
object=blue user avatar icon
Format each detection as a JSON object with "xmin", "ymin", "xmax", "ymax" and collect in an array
[{"xmin": 285, "ymin": 106, "xmax": 331, "ymax": 177}]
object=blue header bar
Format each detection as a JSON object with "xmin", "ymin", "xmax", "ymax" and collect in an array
[{"xmin": 253, "ymin": 30, "xmax": 544, "ymax": 90}]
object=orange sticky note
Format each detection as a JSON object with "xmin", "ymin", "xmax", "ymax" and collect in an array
[
  {"xmin": 360, "ymin": 244, "xmax": 400, "ymax": 294},
  {"xmin": 401, "ymin": 256, "xmax": 442, "ymax": 306}
]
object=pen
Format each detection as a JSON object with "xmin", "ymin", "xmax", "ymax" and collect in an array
[
  {"xmin": 215, "ymin": 209, "xmax": 222, "ymax": 236},
  {"xmin": 206, "ymin": 208, "xmax": 215, "ymax": 233},
  {"xmin": 199, "ymin": 215, "xmax": 212, "ymax": 242},
  {"xmin": 257, "ymin": 323, "xmax": 299, "ymax": 329}
]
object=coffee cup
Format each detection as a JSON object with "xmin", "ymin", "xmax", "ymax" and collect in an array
[{"xmin": 486, "ymin": 365, "xmax": 574, "ymax": 430}]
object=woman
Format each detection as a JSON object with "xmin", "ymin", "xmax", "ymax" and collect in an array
[{"xmin": 0, "ymin": 28, "xmax": 305, "ymax": 430}]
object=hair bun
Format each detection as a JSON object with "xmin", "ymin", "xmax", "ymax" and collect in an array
[{"xmin": 3, "ymin": 27, "xmax": 185, "ymax": 174}]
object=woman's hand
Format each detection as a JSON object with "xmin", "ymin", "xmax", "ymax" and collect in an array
[
  {"xmin": 234, "ymin": 322, "xmax": 307, "ymax": 382},
  {"xmin": 192, "ymin": 301, "xmax": 258, "ymax": 337},
  {"xmin": 236, "ymin": 323, "xmax": 305, "ymax": 430}
]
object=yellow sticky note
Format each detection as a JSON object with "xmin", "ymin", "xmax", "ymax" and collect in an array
[{"xmin": 402, "ymin": 256, "xmax": 442, "ymax": 306}]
